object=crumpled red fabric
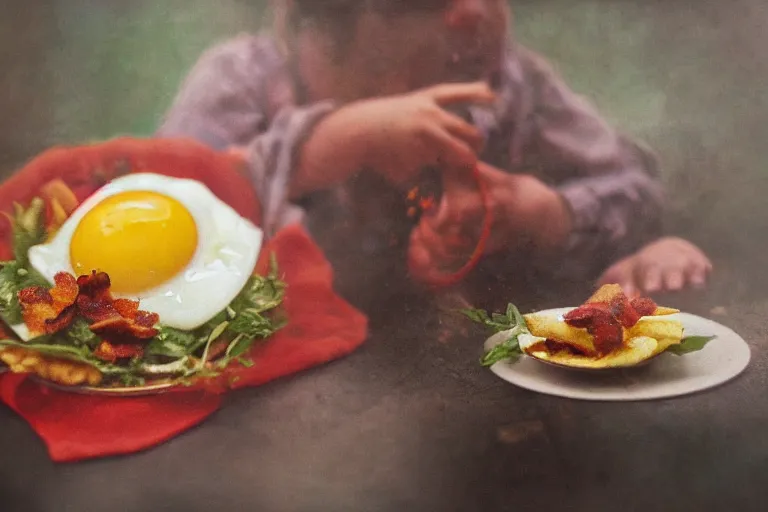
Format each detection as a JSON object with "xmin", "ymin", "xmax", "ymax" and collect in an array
[{"xmin": 0, "ymin": 137, "xmax": 368, "ymax": 462}]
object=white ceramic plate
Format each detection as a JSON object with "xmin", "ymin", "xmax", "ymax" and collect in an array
[{"xmin": 484, "ymin": 308, "xmax": 751, "ymax": 401}]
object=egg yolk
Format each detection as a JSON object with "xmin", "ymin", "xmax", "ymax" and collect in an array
[{"xmin": 70, "ymin": 191, "xmax": 198, "ymax": 294}]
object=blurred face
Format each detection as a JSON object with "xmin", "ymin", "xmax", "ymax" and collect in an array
[
  {"xmin": 291, "ymin": 0, "xmax": 511, "ymax": 101},
  {"xmin": 441, "ymin": 0, "xmax": 511, "ymax": 82}
]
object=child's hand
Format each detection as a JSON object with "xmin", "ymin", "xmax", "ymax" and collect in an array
[
  {"xmin": 293, "ymin": 82, "xmax": 494, "ymax": 197},
  {"xmin": 407, "ymin": 163, "xmax": 571, "ymax": 284},
  {"xmin": 597, "ymin": 237, "xmax": 713, "ymax": 297},
  {"xmin": 340, "ymin": 82, "xmax": 495, "ymax": 184}
]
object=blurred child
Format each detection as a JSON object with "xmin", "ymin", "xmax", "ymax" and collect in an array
[{"xmin": 157, "ymin": 0, "xmax": 709, "ymax": 297}]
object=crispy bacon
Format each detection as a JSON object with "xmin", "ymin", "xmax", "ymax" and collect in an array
[
  {"xmin": 630, "ymin": 297, "xmax": 658, "ymax": 317},
  {"xmin": 76, "ymin": 272, "xmax": 159, "ymax": 339},
  {"xmin": 93, "ymin": 341, "xmax": 145, "ymax": 363},
  {"xmin": 19, "ymin": 272, "xmax": 80, "ymax": 335},
  {"xmin": 18, "ymin": 270, "xmax": 159, "ymax": 342},
  {"xmin": 528, "ymin": 338, "xmax": 593, "ymax": 357},
  {"xmin": 563, "ymin": 304, "xmax": 624, "ymax": 355},
  {"xmin": 74, "ymin": 271, "xmax": 112, "ymax": 321},
  {"xmin": 608, "ymin": 294, "xmax": 642, "ymax": 328},
  {"xmin": 564, "ymin": 287, "xmax": 660, "ymax": 356}
]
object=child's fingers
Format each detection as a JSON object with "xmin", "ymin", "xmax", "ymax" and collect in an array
[
  {"xmin": 623, "ymin": 282, "xmax": 640, "ymax": 299},
  {"xmin": 427, "ymin": 125, "xmax": 478, "ymax": 172},
  {"xmin": 426, "ymin": 82, "xmax": 496, "ymax": 106},
  {"xmin": 438, "ymin": 109, "xmax": 484, "ymax": 151},
  {"xmin": 663, "ymin": 268, "xmax": 685, "ymax": 291},
  {"xmin": 642, "ymin": 265, "xmax": 663, "ymax": 293},
  {"xmin": 686, "ymin": 259, "xmax": 711, "ymax": 289}
]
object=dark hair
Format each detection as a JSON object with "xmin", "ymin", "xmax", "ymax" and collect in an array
[
  {"xmin": 283, "ymin": 0, "xmax": 451, "ymax": 57},
  {"xmin": 287, "ymin": 0, "xmax": 451, "ymax": 30},
  {"xmin": 282, "ymin": 1, "xmax": 365, "ymax": 55}
]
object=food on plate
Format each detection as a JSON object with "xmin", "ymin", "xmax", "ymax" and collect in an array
[
  {"xmin": 462, "ymin": 284, "xmax": 715, "ymax": 369},
  {"xmin": 0, "ymin": 174, "xmax": 286, "ymax": 387}
]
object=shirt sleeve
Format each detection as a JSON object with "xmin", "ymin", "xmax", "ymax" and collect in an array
[
  {"xmin": 518, "ymin": 47, "xmax": 666, "ymax": 277},
  {"xmin": 155, "ymin": 35, "xmax": 335, "ymax": 237}
]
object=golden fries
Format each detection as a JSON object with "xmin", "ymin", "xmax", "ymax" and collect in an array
[
  {"xmin": 520, "ymin": 284, "xmax": 685, "ymax": 368},
  {"xmin": 0, "ymin": 346, "xmax": 102, "ymax": 386}
]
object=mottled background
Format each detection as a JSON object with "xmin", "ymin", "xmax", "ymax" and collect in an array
[{"xmin": 1, "ymin": 0, "xmax": 767, "ymax": 298}]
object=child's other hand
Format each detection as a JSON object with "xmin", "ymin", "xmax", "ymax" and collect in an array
[
  {"xmin": 339, "ymin": 82, "xmax": 495, "ymax": 184},
  {"xmin": 597, "ymin": 237, "xmax": 713, "ymax": 297},
  {"xmin": 407, "ymin": 163, "xmax": 571, "ymax": 284}
]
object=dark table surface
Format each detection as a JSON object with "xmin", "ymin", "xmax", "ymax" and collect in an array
[
  {"xmin": 0, "ymin": 259, "xmax": 765, "ymax": 512},
  {"xmin": 1, "ymin": 0, "xmax": 767, "ymax": 509}
]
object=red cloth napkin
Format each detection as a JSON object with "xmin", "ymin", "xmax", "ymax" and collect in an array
[{"xmin": 0, "ymin": 138, "xmax": 369, "ymax": 462}]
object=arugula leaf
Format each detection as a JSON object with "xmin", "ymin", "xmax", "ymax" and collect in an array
[
  {"xmin": 225, "ymin": 334, "xmax": 254, "ymax": 359},
  {"xmin": 460, "ymin": 303, "xmax": 523, "ymax": 333},
  {"xmin": 229, "ymin": 310, "xmax": 276, "ymax": 338},
  {"xmin": 0, "ymin": 261, "xmax": 49, "ymax": 325},
  {"xmin": 230, "ymin": 265, "xmax": 286, "ymax": 315},
  {"xmin": 666, "ymin": 335, "xmax": 717, "ymax": 355},
  {"xmin": 461, "ymin": 303, "xmax": 528, "ymax": 366},
  {"xmin": 0, "ymin": 263, "xmax": 24, "ymax": 324},
  {"xmin": 118, "ymin": 374, "xmax": 146, "ymax": 387},
  {"xmin": 138, "ymin": 357, "xmax": 194, "ymax": 376},
  {"xmin": 64, "ymin": 318, "xmax": 100, "ymax": 349},
  {"xmin": 0, "ymin": 200, "xmax": 50, "ymax": 325},
  {"xmin": 481, "ymin": 338, "xmax": 523, "ymax": 366},
  {"xmin": 11, "ymin": 198, "xmax": 47, "ymax": 266},
  {"xmin": 146, "ymin": 325, "xmax": 199, "ymax": 358},
  {"xmin": 237, "ymin": 357, "xmax": 255, "ymax": 368}
]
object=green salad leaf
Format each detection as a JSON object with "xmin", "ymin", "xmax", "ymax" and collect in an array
[
  {"xmin": 461, "ymin": 303, "xmax": 528, "ymax": 366},
  {"xmin": 146, "ymin": 326, "xmax": 200, "ymax": 359},
  {"xmin": 667, "ymin": 335, "xmax": 717, "ymax": 355},
  {"xmin": 63, "ymin": 318, "xmax": 100, "ymax": 349},
  {"xmin": 11, "ymin": 198, "xmax": 47, "ymax": 266},
  {"xmin": 0, "ymin": 200, "xmax": 50, "ymax": 325}
]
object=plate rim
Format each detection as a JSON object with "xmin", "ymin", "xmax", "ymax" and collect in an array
[{"xmin": 0, "ymin": 365, "xmax": 184, "ymax": 396}]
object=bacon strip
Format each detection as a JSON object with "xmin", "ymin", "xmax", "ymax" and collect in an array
[
  {"xmin": 76, "ymin": 272, "xmax": 159, "ymax": 339},
  {"xmin": 93, "ymin": 341, "xmax": 145, "ymax": 363},
  {"xmin": 563, "ymin": 287, "xmax": 661, "ymax": 356},
  {"xmin": 563, "ymin": 304, "xmax": 624, "ymax": 355},
  {"xmin": 19, "ymin": 272, "xmax": 80, "ymax": 336},
  {"xmin": 608, "ymin": 294, "xmax": 642, "ymax": 328},
  {"xmin": 528, "ymin": 338, "xmax": 593, "ymax": 357},
  {"xmin": 630, "ymin": 297, "xmax": 658, "ymax": 318},
  {"xmin": 18, "ymin": 270, "xmax": 159, "ymax": 343}
]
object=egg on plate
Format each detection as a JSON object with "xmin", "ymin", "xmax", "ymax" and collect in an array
[{"xmin": 22, "ymin": 173, "xmax": 262, "ymax": 336}]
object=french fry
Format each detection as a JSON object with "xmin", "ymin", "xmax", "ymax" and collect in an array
[
  {"xmin": 0, "ymin": 346, "xmax": 103, "ymax": 386},
  {"xmin": 524, "ymin": 312, "xmax": 598, "ymax": 355}
]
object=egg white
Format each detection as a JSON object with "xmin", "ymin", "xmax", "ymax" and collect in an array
[{"xmin": 27, "ymin": 173, "xmax": 263, "ymax": 331}]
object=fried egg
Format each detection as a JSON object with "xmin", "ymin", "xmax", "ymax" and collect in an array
[{"xmin": 27, "ymin": 173, "xmax": 263, "ymax": 331}]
